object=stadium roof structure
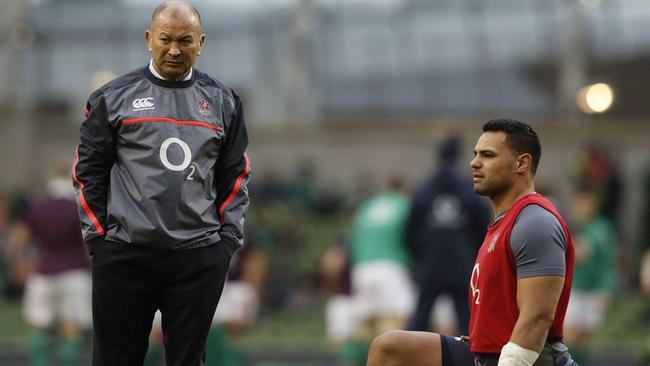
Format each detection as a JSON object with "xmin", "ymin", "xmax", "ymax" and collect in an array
[{"xmin": 3, "ymin": 0, "xmax": 650, "ymax": 122}]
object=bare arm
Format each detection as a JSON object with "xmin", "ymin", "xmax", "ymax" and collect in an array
[{"xmin": 509, "ymin": 275, "xmax": 564, "ymax": 352}]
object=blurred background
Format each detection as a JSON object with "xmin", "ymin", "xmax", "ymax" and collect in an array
[{"xmin": 1, "ymin": 0, "xmax": 649, "ymax": 365}]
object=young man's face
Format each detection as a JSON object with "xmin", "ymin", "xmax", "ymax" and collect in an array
[
  {"xmin": 470, "ymin": 131, "xmax": 519, "ymax": 198},
  {"xmin": 145, "ymin": 10, "xmax": 204, "ymax": 81}
]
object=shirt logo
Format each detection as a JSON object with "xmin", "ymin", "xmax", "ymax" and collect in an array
[
  {"xmin": 132, "ymin": 97, "xmax": 155, "ymax": 111},
  {"xmin": 198, "ymin": 100, "xmax": 210, "ymax": 116},
  {"xmin": 488, "ymin": 233, "xmax": 499, "ymax": 253}
]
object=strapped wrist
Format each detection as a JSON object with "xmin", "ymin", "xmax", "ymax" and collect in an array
[{"xmin": 498, "ymin": 342, "xmax": 539, "ymax": 366}]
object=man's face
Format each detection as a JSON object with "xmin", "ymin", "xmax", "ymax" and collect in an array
[
  {"xmin": 145, "ymin": 11, "xmax": 204, "ymax": 81},
  {"xmin": 470, "ymin": 131, "xmax": 518, "ymax": 197}
]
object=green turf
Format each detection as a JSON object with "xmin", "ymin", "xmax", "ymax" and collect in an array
[
  {"xmin": 242, "ymin": 298, "xmax": 335, "ymax": 353},
  {"xmin": 2, "ymin": 289, "xmax": 650, "ymax": 363},
  {"xmin": 0, "ymin": 295, "xmax": 28, "ymax": 353},
  {"xmin": 590, "ymin": 293, "xmax": 650, "ymax": 357}
]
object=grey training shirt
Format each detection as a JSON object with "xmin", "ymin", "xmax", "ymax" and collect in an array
[
  {"xmin": 510, "ymin": 204, "xmax": 567, "ymax": 278},
  {"xmin": 492, "ymin": 203, "xmax": 567, "ymax": 278}
]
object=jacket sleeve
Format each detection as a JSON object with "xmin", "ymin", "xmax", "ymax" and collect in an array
[
  {"xmin": 215, "ymin": 91, "xmax": 251, "ymax": 249},
  {"xmin": 72, "ymin": 93, "xmax": 116, "ymax": 247}
]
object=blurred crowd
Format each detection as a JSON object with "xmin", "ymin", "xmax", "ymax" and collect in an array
[{"xmin": 0, "ymin": 135, "xmax": 649, "ymax": 366}]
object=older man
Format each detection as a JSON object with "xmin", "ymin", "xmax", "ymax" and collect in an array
[{"xmin": 73, "ymin": 1, "xmax": 250, "ymax": 365}]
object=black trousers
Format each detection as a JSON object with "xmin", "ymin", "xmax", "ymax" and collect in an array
[
  {"xmin": 91, "ymin": 241, "xmax": 234, "ymax": 366},
  {"xmin": 408, "ymin": 279, "xmax": 470, "ymax": 335}
]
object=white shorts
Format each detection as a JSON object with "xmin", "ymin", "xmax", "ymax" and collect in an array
[
  {"xmin": 325, "ymin": 295, "xmax": 360, "ymax": 342},
  {"xmin": 565, "ymin": 291, "xmax": 610, "ymax": 330},
  {"xmin": 351, "ymin": 260, "xmax": 415, "ymax": 320},
  {"xmin": 23, "ymin": 269, "xmax": 92, "ymax": 329},
  {"xmin": 432, "ymin": 294, "xmax": 457, "ymax": 330},
  {"xmin": 212, "ymin": 281, "xmax": 259, "ymax": 326}
]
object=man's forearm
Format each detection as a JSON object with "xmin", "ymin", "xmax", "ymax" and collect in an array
[
  {"xmin": 508, "ymin": 313, "xmax": 553, "ymax": 353},
  {"xmin": 508, "ymin": 275, "xmax": 565, "ymax": 359}
]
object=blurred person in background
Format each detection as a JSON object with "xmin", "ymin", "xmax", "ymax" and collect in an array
[
  {"xmin": 569, "ymin": 145, "xmax": 623, "ymax": 232},
  {"xmin": 569, "ymin": 145, "xmax": 630, "ymax": 287},
  {"xmin": 10, "ymin": 163, "xmax": 91, "ymax": 366},
  {"xmin": 72, "ymin": 1, "xmax": 250, "ymax": 365},
  {"xmin": 406, "ymin": 135, "xmax": 490, "ymax": 335},
  {"xmin": 367, "ymin": 119, "xmax": 578, "ymax": 366},
  {"xmin": 564, "ymin": 187, "xmax": 617, "ymax": 366},
  {"xmin": 348, "ymin": 174, "xmax": 415, "ymax": 365},
  {"xmin": 3, "ymin": 190, "xmax": 31, "ymax": 298}
]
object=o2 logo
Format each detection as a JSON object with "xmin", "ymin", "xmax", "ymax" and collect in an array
[
  {"xmin": 159, "ymin": 137, "xmax": 197, "ymax": 180},
  {"xmin": 470, "ymin": 263, "xmax": 480, "ymax": 304}
]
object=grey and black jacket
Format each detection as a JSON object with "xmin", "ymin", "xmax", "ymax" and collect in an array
[{"xmin": 73, "ymin": 65, "xmax": 250, "ymax": 253}]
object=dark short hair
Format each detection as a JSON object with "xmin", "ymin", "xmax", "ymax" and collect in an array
[
  {"xmin": 152, "ymin": 1, "xmax": 202, "ymax": 26},
  {"xmin": 482, "ymin": 118, "xmax": 541, "ymax": 175}
]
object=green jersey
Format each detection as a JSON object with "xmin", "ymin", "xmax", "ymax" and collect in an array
[
  {"xmin": 572, "ymin": 216, "xmax": 617, "ymax": 291},
  {"xmin": 350, "ymin": 192, "xmax": 410, "ymax": 266}
]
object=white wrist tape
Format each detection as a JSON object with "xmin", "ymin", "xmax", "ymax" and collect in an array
[{"xmin": 497, "ymin": 342, "xmax": 540, "ymax": 366}]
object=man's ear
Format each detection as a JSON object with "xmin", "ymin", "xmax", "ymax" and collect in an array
[
  {"xmin": 516, "ymin": 153, "xmax": 532, "ymax": 174},
  {"xmin": 145, "ymin": 30, "xmax": 152, "ymax": 52},
  {"xmin": 197, "ymin": 33, "xmax": 206, "ymax": 56}
]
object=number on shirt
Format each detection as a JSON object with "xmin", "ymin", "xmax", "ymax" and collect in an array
[{"xmin": 470, "ymin": 263, "xmax": 480, "ymax": 304}]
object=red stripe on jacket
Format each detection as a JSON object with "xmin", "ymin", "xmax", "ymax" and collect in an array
[
  {"xmin": 72, "ymin": 146, "xmax": 105, "ymax": 236},
  {"xmin": 123, "ymin": 117, "xmax": 222, "ymax": 132},
  {"xmin": 219, "ymin": 153, "xmax": 250, "ymax": 224}
]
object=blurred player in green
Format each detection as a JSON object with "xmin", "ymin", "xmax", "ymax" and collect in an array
[
  {"xmin": 344, "ymin": 175, "xmax": 414, "ymax": 365},
  {"xmin": 564, "ymin": 187, "xmax": 617, "ymax": 365}
]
